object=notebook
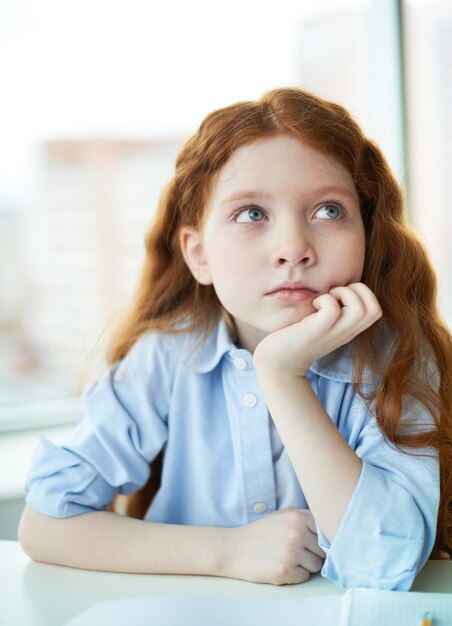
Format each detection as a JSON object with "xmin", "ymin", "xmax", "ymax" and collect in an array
[
  {"xmin": 65, "ymin": 588, "xmax": 452, "ymax": 626},
  {"xmin": 340, "ymin": 588, "xmax": 452, "ymax": 626}
]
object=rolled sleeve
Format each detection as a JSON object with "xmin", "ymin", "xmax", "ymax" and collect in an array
[
  {"xmin": 25, "ymin": 333, "xmax": 171, "ymax": 518},
  {"xmin": 317, "ymin": 421, "xmax": 439, "ymax": 590},
  {"xmin": 25, "ymin": 435, "xmax": 118, "ymax": 517}
]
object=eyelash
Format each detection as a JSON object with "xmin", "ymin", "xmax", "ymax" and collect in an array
[
  {"xmin": 231, "ymin": 204, "xmax": 267, "ymax": 222},
  {"xmin": 231, "ymin": 199, "xmax": 348, "ymax": 222},
  {"xmin": 316, "ymin": 199, "xmax": 348, "ymax": 219}
]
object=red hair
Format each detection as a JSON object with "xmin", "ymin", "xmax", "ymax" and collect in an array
[{"xmin": 106, "ymin": 88, "xmax": 452, "ymax": 558}]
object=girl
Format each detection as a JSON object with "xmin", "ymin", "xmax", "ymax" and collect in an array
[{"xmin": 19, "ymin": 88, "xmax": 451, "ymax": 590}]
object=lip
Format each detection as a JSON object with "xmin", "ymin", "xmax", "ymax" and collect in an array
[{"xmin": 265, "ymin": 282, "xmax": 319, "ymax": 302}]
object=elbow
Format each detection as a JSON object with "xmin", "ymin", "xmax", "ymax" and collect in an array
[
  {"xmin": 18, "ymin": 505, "xmax": 37, "ymax": 560},
  {"xmin": 320, "ymin": 460, "xmax": 438, "ymax": 590},
  {"xmin": 321, "ymin": 525, "xmax": 430, "ymax": 591},
  {"xmin": 18, "ymin": 504, "xmax": 56, "ymax": 563}
]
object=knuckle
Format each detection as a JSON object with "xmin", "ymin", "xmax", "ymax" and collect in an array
[
  {"xmin": 354, "ymin": 304, "xmax": 366, "ymax": 317},
  {"xmin": 276, "ymin": 560, "xmax": 292, "ymax": 577},
  {"xmin": 374, "ymin": 305, "xmax": 383, "ymax": 318},
  {"xmin": 314, "ymin": 559, "xmax": 323, "ymax": 573},
  {"xmin": 309, "ymin": 556, "xmax": 323, "ymax": 573},
  {"xmin": 299, "ymin": 568, "xmax": 311, "ymax": 583},
  {"xmin": 281, "ymin": 509, "xmax": 300, "ymax": 525},
  {"xmin": 290, "ymin": 509, "xmax": 306, "ymax": 523}
]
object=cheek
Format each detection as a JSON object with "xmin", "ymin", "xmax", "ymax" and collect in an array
[
  {"xmin": 205, "ymin": 234, "xmax": 252, "ymax": 274},
  {"xmin": 209, "ymin": 257, "xmax": 250, "ymax": 293},
  {"xmin": 346, "ymin": 241, "xmax": 366, "ymax": 280},
  {"xmin": 330, "ymin": 235, "xmax": 365, "ymax": 282},
  {"xmin": 204, "ymin": 238, "xmax": 258, "ymax": 305}
]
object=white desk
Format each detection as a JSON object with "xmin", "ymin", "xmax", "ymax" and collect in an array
[{"xmin": 1, "ymin": 540, "xmax": 451, "ymax": 626}]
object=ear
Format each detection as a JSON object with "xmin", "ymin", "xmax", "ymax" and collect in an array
[{"xmin": 179, "ymin": 226, "xmax": 213, "ymax": 285}]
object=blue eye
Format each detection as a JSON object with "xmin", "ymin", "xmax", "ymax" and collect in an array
[
  {"xmin": 235, "ymin": 207, "xmax": 266, "ymax": 223},
  {"xmin": 315, "ymin": 203, "xmax": 343, "ymax": 220}
]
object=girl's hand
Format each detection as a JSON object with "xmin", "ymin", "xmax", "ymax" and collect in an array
[
  {"xmin": 254, "ymin": 282, "xmax": 382, "ymax": 377},
  {"xmin": 222, "ymin": 508, "xmax": 325, "ymax": 585}
]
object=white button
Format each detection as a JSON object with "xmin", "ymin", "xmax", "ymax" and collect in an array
[
  {"xmin": 233, "ymin": 357, "xmax": 247, "ymax": 370},
  {"xmin": 252, "ymin": 502, "xmax": 267, "ymax": 514},
  {"xmin": 243, "ymin": 393, "xmax": 257, "ymax": 408}
]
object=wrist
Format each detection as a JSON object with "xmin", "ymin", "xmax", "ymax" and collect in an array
[
  {"xmin": 253, "ymin": 346, "xmax": 310, "ymax": 380},
  {"xmin": 253, "ymin": 358, "xmax": 310, "ymax": 384},
  {"xmin": 215, "ymin": 526, "xmax": 240, "ymax": 579}
]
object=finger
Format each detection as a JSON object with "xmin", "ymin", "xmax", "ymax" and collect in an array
[
  {"xmin": 302, "ymin": 512, "xmax": 327, "ymax": 559},
  {"xmin": 329, "ymin": 284, "xmax": 381, "ymax": 320},
  {"xmin": 327, "ymin": 286, "xmax": 380, "ymax": 335},
  {"xmin": 299, "ymin": 548, "xmax": 324, "ymax": 574},
  {"xmin": 343, "ymin": 282, "xmax": 382, "ymax": 321},
  {"xmin": 304, "ymin": 525, "xmax": 327, "ymax": 559},
  {"xmin": 282, "ymin": 566, "xmax": 311, "ymax": 585},
  {"xmin": 306, "ymin": 533, "xmax": 327, "ymax": 560},
  {"xmin": 328, "ymin": 285, "xmax": 366, "ymax": 316},
  {"xmin": 303, "ymin": 509, "xmax": 318, "ymax": 534},
  {"xmin": 310, "ymin": 294, "xmax": 342, "ymax": 330}
]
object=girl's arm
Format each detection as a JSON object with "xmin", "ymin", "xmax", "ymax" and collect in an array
[
  {"xmin": 18, "ymin": 504, "xmax": 227, "ymax": 576},
  {"xmin": 18, "ymin": 504, "xmax": 325, "ymax": 585},
  {"xmin": 253, "ymin": 372, "xmax": 361, "ymax": 543},
  {"xmin": 253, "ymin": 283, "xmax": 382, "ymax": 543}
]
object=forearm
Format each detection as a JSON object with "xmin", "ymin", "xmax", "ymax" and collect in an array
[
  {"xmin": 18, "ymin": 504, "xmax": 230, "ymax": 576},
  {"xmin": 256, "ymin": 371, "xmax": 361, "ymax": 543}
]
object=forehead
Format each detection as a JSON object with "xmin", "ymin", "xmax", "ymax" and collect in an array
[{"xmin": 208, "ymin": 134, "xmax": 357, "ymax": 204}]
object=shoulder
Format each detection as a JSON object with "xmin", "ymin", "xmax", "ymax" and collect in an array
[
  {"xmin": 112, "ymin": 318, "xmax": 228, "ymax": 380},
  {"xmin": 83, "ymin": 326, "xmax": 208, "ymax": 416}
]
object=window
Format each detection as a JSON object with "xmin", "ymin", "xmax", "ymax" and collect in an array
[
  {"xmin": 1, "ymin": 0, "xmax": 449, "ymax": 434},
  {"xmin": 403, "ymin": 0, "xmax": 452, "ymax": 326}
]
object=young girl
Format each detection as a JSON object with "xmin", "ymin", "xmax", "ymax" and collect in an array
[{"xmin": 19, "ymin": 88, "xmax": 451, "ymax": 590}]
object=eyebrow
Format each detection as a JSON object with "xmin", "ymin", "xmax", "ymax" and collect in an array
[
  {"xmin": 220, "ymin": 191, "xmax": 275, "ymax": 205},
  {"xmin": 220, "ymin": 186, "xmax": 358, "ymax": 205},
  {"xmin": 314, "ymin": 185, "xmax": 358, "ymax": 201}
]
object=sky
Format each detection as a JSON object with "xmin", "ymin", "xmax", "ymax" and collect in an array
[{"xmin": 0, "ymin": 0, "xmax": 373, "ymax": 209}]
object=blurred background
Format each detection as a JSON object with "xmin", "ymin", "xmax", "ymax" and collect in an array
[{"xmin": 0, "ymin": 0, "xmax": 451, "ymax": 538}]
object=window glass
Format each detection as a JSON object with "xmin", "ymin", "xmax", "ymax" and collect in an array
[
  {"xmin": 3, "ymin": 0, "xmax": 447, "ymax": 432},
  {"xmin": 402, "ymin": 0, "xmax": 452, "ymax": 326}
]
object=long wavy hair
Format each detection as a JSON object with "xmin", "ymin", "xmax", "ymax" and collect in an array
[{"xmin": 106, "ymin": 88, "xmax": 452, "ymax": 559}]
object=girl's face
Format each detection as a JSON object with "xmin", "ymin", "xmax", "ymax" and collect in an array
[{"xmin": 181, "ymin": 134, "xmax": 366, "ymax": 353}]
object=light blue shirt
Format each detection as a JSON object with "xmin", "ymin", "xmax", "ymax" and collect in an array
[{"xmin": 25, "ymin": 318, "xmax": 439, "ymax": 590}]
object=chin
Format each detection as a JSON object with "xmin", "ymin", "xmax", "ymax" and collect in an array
[
  {"xmin": 281, "ymin": 306, "xmax": 315, "ymax": 325},
  {"xmin": 265, "ymin": 311, "xmax": 313, "ymax": 333}
]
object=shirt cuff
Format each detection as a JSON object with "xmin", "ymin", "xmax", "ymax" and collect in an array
[
  {"xmin": 316, "ymin": 460, "xmax": 430, "ymax": 590},
  {"xmin": 25, "ymin": 436, "xmax": 116, "ymax": 518}
]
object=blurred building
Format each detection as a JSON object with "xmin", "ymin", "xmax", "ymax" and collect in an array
[
  {"xmin": 0, "ymin": 209, "xmax": 39, "ymax": 402},
  {"xmin": 4, "ymin": 138, "xmax": 183, "ymax": 402},
  {"xmin": 0, "ymin": 210, "xmax": 24, "ymax": 329}
]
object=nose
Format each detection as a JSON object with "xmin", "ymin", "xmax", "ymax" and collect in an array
[{"xmin": 271, "ymin": 222, "xmax": 316, "ymax": 269}]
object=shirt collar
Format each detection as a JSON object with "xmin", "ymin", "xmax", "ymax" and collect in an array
[
  {"xmin": 182, "ymin": 317, "xmax": 239, "ymax": 374},
  {"xmin": 309, "ymin": 343, "xmax": 356, "ymax": 383},
  {"xmin": 309, "ymin": 321, "xmax": 397, "ymax": 384},
  {"xmin": 184, "ymin": 317, "xmax": 394, "ymax": 384}
]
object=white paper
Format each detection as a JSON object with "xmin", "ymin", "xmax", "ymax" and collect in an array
[
  {"xmin": 339, "ymin": 588, "xmax": 452, "ymax": 626},
  {"xmin": 64, "ymin": 594, "xmax": 343, "ymax": 626}
]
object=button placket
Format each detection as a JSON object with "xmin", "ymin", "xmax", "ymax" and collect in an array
[
  {"xmin": 243, "ymin": 393, "xmax": 257, "ymax": 408},
  {"xmin": 233, "ymin": 356, "xmax": 247, "ymax": 370},
  {"xmin": 234, "ymin": 361, "xmax": 276, "ymax": 522},
  {"xmin": 252, "ymin": 502, "xmax": 268, "ymax": 514}
]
